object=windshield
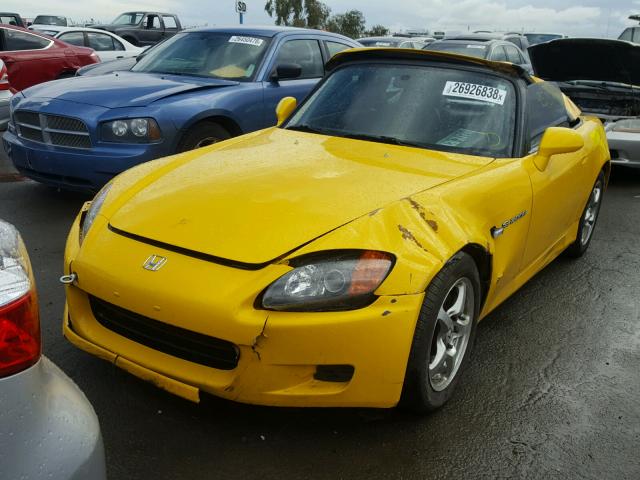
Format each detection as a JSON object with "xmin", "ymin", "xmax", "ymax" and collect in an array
[
  {"xmin": 33, "ymin": 15, "xmax": 66, "ymax": 26},
  {"xmin": 286, "ymin": 64, "xmax": 516, "ymax": 157},
  {"xmin": 425, "ymin": 42, "xmax": 488, "ymax": 59},
  {"xmin": 112, "ymin": 13, "xmax": 144, "ymax": 25},
  {"xmin": 524, "ymin": 33, "xmax": 563, "ymax": 46},
  {"xmin": 132, "ymin": 32, "xmax": 270, "ymax": 81}
]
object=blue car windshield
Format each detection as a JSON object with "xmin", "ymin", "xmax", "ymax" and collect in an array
[
  {"xmin": 286, "ymin": 64, "xmax": 517, "ymax": 158},
  {"xmin": 132, "ymin": 32, "xmax": 270, "ymax": 81}
]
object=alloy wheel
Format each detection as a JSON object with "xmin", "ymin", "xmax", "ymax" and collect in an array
[{"xmin": 429, "ymin": 277, "xmax": 475, "ymax": 392}]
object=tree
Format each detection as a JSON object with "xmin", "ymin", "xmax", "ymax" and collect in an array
[
  {"xmin": 305, "ymin": 0, "xmax": 331, "ymax": 29},
  {"xmin": 325, "ymin": 10, "xmax": 366, "ymax": 39},
  {"xmin": 366, "ymin": 25, "xmax": 390, "ymax": 37},
  {"xmin": 264, "ymin": 0, "xmax": 330, "ymax": 28},
  {"xmin": 264, "ymin": 0, "xmax": 303, "ymax": 26}
]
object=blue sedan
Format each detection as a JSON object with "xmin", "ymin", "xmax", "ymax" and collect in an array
[{"xmin": 2, "ymin": 26, "xmax": 359, "ymax": 192}]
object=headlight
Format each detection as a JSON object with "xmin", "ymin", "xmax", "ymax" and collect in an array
[
  {"xmin": 79, "ymin": 183, "xmax": 113, "ymax": 244},
  {"xmin": 100, "ymin": 118, "xmax": 162, "ymax": 143},
  {"xmin": 261, "ymin": 251, "xmax": 394, "ymax": 312}
]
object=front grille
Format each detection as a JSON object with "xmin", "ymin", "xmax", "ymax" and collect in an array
[
  {"xmin": 49, "ymin": 132, "xmax": 91, "ymax": 149},
  {"xmin": 15, "ymin": 110, "xmax": 91, "ymax": 149},
  {"xmin": 15, "ymin": 111, "xmax": 40, "ymax": 127},
  {"xmin": 46, "ymin": 115, "xmax": 86, "ymax": 131},
  {"xmin": 18, "ymin": 125, "xmax": 44, "ymax": 143},
  {"xmin": 89, "ymin": 296, "xmax": 240, "ymax": 370}
]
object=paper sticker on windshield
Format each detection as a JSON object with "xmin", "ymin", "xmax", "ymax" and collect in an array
[
  {"xmin": 228, "ymin": 36, "xmax": 264, "ymax": 47},
  {"xmin": 443, "ymin": 81, "xmax": 507, "ymax": 105}
]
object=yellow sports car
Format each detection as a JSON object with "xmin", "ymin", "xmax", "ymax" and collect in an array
[{"xmin": 62, "ymin": 49, "xmax": 609, "ymax": 411}]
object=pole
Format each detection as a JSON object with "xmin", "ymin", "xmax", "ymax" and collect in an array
[{"xmin": 239, "ymin": 12, "xmax": 244, "ymax": 24}]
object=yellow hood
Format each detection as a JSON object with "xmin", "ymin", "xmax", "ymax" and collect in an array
[{"xmin": 109, "ymin": 128, "xmax": 492, "ymax": 265}]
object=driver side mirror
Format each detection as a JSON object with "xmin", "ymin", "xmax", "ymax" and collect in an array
[
  {"xmin": 533, "ymin": 127, "xmax": 584, "ymax": 171},
  {"xmin": 276, "ymin": 97, "xmax": 297, "ymax": 126},
  {"xmin": 270, "ymin": 63, "xmax": 302, "ymax": 82}
]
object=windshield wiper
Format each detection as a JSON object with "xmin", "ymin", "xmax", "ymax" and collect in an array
[
  {"xmin": 285, "ymin": 124, "xmax": 335, "ymax": 135},
  {"xmin": 339, "ymin": 132, "xmax": 427, "ymax": 149},
  {"xmin": 286, "ymin": 125, "xmax": 428, "ymax": 148}
]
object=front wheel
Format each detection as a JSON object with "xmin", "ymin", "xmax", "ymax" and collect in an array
[
  {"xmin": 565, "ymin": 171, "xmax": 605, "ymax": 258},
  {"xmin": 400, "ymin": 252, "xmax": 481, "ymax": 413},
  {"xmin": 177, "ymin": 122, "xmax": 231, "ymax": 153}
]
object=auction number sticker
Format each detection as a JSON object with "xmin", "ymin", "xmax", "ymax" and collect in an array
[
  {"xmin": 443, "ymin": 81, "xmax": 507, "ymax": 105},
  {"xmin": 229, "ymin": 36, "xmax": 264, "ymax": 46}
]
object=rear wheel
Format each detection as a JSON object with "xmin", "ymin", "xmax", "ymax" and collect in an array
[
  {"xmin": 400, "ymin": 252, "xmax": 480, "ymax": 413},
  {"xmin": 177, "ymin": 122, "xmax": 231, "ymax": 153},
  {"xmin": 565, "ymin": 171, "xmax": 605, "ymax": 258}
]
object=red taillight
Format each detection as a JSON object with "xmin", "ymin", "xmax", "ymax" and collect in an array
[
  {"xmin": 0, "ymin": 62, "xmax": 9, "ymax": 91},
  {"xmin": 0, "ymin": 291, "xmax": 40, "ymax": 378}
]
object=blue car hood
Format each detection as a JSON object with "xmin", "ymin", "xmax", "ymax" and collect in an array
[{"xmin": 22, "ymin": 72, "xmax": 239, "ymax": 109}]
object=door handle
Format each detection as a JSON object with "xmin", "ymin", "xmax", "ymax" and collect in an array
[{"xmin": 116, "ymin": 56, "xmax": 124, "ymax": 59}]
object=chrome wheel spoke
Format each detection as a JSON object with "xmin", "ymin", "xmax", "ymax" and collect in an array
[
  {"xmin": 437, "ymin": 307, "xmax": 454, "ymax": 333},
  {"xmin": 428, "ymin": 277, "xmax": 475, "ymax": 392},
  {"xmin": 447, "ymin": 282, "xmax": 467, "ymax": 317},
  {"xmin": 581, "ymin": 183, "xmax": 602, "ymax": 246}
]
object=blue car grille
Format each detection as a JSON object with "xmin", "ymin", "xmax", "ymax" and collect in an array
[{"xmin": 15, "ymin": 111, "xmax": 91, "ymax": 149}]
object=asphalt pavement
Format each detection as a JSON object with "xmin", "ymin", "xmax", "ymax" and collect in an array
[{"xmin": 0, "ymin": 142, "xmax": 639, "ymax": 479}]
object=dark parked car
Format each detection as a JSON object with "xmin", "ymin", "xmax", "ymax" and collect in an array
[
  {"xmin": 93, "ymin": 12, "xmax": 182, "ymax": 47},
  {"xmin": 0, "ymin": 12, "xmax": 25, "ymax": 27},
  {"xmin": 522, "ymin": 33, "xmax": 566, "ymax": 46},
  {"xmin": 0, "ymin": 25, "xmax": 99, "ymax": 91},
  {"xmin": 359, "ymin": 36, "xmax": 427, "ymax": 49},
  {"xmin": 530, "ymin": 37, "xmax": 640, "ymax": 168},
  {"xmin": 3, "ymin": 26, "xmax": 360, "ymax": 192},
  {"xmin": 424, "ymin": 38, "xmax": 532, "ymax": 74},
  {"xmin": 455, "ymin": 32, "xmax": 530, "ymax": 58}
]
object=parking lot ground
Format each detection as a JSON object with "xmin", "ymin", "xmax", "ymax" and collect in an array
[
  {"xmin": 0, "ymin": 139, "xmax": 20, "ymax": 181},
  {"xmin": 0, "ymin": 165, "xmax": 639, "ymax": 480}
]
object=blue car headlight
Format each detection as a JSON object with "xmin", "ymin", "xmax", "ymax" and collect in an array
[{"xmin": 100, "ymin": 118, "xmax": 162, "ymax": 143}]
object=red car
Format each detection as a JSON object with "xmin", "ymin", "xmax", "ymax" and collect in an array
[{"xmin": 0, "ymin": 25, "xmax": 99, "ymax": 91}]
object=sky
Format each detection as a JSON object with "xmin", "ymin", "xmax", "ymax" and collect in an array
[{"xmin": 4, "ymin": 0, "xmax": 640, "ymax": 38}]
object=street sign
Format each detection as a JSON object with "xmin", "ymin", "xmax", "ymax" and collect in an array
[{"xmin": 236, "ymin": 1, "xmax": 247, "ymax": 14}]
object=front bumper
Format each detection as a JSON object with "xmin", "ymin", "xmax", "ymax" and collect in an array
[
  {"xmin": 606, "ymin": 129, "xmax": 640, "ymax": 168},
  {"xmin": 2, "ymin": 128, "xmax": 170, "ymax": 192},
  {"xmin": 0, "ymin": 357, "xmax": 106, "ymax": 480},
  {"xmin": 63, "ymin": 217, "xmax": 424, "ymax": 408}
]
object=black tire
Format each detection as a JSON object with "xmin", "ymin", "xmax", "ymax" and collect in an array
[
  {"xmin": 565, "ymin": 170, "xmax": 605, "ymax": 258},
  {"xmin": 400, "ymin": 252, "xmax": 481, "ymax": 413},
  {"xmin": 177, "ymin": 122, "xmax": 231, "ymax": 153}
]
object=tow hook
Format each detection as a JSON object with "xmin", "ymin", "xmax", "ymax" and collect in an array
[{"xmin": 59, "ymin": 273, "xmax": 77, "ymax": 285}]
